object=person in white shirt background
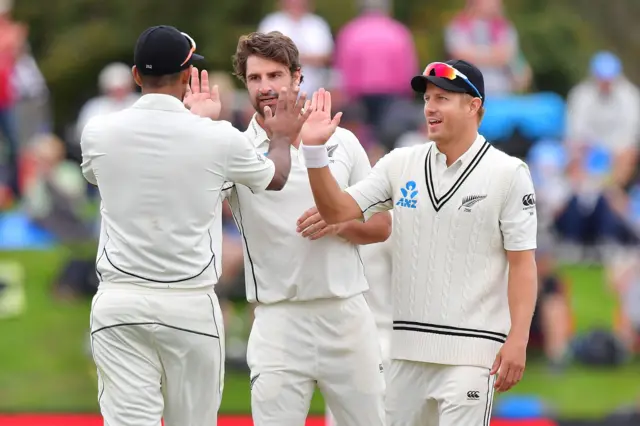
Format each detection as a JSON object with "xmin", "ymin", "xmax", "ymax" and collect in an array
[
  {"xmin": 224, "ymin": 31, "xmax": 390, "ymax": 426},
  {"xmin": 300, "ymin": 60, "xmax": 538, "ymax": 426},
  {"xmin": 75, "ymin": 62, "xmax": 141, "ymax": 142},
  {"xmin": 258, "ymin": 0, "xmax": 334, "ymax": 93},
  {"xmin": 81, "ymin": 25, "xmax": 312, "ymax": 426}
]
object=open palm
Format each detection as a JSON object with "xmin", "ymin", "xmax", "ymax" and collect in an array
[
  {"xmin": 300, "ymin": 88, "xmax": 342, "ymax": 146},
  {"xmin": 184, "ymin": 67, "xmax": 221, "ymax": 120}
]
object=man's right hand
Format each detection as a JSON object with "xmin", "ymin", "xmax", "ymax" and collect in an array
[{"xmin": 263, "ymin": 87, "xmax": 311, "ymax": 142}]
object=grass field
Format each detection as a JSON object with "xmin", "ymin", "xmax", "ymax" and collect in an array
[{"xmin": 0, "ymin": 248, "xmax": 639, "ymax": 418}]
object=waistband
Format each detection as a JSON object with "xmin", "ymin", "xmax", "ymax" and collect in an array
[
  {"xmin": 258, "ymin": 293, "xmax": 365, "ymax": 311},
  {"xmin": 97, "ymin": 281, "xmax": 215, "ymax": 295}
]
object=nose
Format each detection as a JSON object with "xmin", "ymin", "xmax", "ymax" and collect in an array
[{"xmin": 425, "ymin": 99, "xmax": 437, "ymax": 116}]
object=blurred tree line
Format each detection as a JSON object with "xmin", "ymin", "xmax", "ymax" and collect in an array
[{"xmin": 10, "ymin": 0, "xmax": 638, "ymax": 135}]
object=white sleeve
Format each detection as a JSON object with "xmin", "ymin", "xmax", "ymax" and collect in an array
[
  {"xmin": 345, "ymin": 151, "xmax": 396, "ymax": 220},
  {"xmin": 500, "ymin": 163, "xmax": 537, "ymax": 251},
  {"xmin": 348, "ymin": 135, "xmax": 372, "ymax": 186},
  {"xmin": 224, "ymin": 129, "xmax": 276, "ymax": 193},
  {"xmin": 80, "ymin": 119, "xmax": 99, "ymax": 185}
]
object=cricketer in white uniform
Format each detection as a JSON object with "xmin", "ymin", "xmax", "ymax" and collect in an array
[
  {"xmin": 224, "ymin": 31, "xmax": 391, "ymax": 426},
  {"xmin": 302, "ymin": 61, "xmax": 538, "ymax": 426},
  {"xmin": 81, "ymin": 26, "xmax": 310, "ymax": 426},
  {"xmin": 325, "ymin": 221, "xmax": 394, "ymax": 426}
]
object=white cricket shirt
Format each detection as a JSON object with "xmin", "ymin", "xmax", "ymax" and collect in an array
[
  {"xmin": 80, "ymin": 94, "xmax": 275, "ymax": 290},
  {"xmin": 223, "ymin": 116, "xmax": 371, "ymax": 303},
  {"xmin": 361, "ymin": 224, "xmax": 393, "ymax": 333},
  {"xmin": 345, "ymin": 134, "xmax": 537, "ymax": 369}
]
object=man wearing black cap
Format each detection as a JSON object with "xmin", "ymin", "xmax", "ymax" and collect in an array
[
  {"xmin": 81, "ymin": 25, "xmax": 311, "ymax": 426},
  {"xmin": 300, "ymin": 60, "xmax": 538, "ymax": 425}
]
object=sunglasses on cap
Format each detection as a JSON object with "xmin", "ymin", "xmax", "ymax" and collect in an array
[
  {"xmin": 180, "ymin": 32, "xmax": 197, "ymax": 67},
  {"xmin": 424, "ymin": 62, "xmax": 483, "ymax": 100}
]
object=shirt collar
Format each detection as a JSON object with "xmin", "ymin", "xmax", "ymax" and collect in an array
[
  {"xmin": 131, "ymin": 94, "xmax": 188, "ymax": 112},
  {"xmin": 248, "ymin": 114, "xmax": 269, "ymax": 147},
  {"xmin": 433, "ymin": 133, "xmax": 486, "ymax": 167}
]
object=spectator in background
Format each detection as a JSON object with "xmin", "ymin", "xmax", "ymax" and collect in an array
[
  {"xmin": 445, "ymin": 0, "xmax": 531, "ymax": 97},
  {"xmin": 22, "ymin": 133, "xmax": 92, "ymax": 244},
  {"xmin": 74, "ymin": 62, "xmax": 140, "ymax": 148},
  {"xmin": 258, "ymin": 0, "xmax": 333, "ymax": 93},
  {"xmin": 530, "ymin": 242, "xmax": 573, "ymax": 370},
  {"xmin": 333, "ymin": 0, "xmax": 419, "ymax": 149},
  {"xmin": 607, "ymin": 250, "xmax": 640, "ymax": 355},
  {"xmin": 0, "ymin": 0, "xmax": 27, "ymax": 204},
  {"xmin": 565, "ymin": 51, "xmax": 640, "ymax": 188}
]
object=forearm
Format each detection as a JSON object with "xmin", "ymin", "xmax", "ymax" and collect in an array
[
  {"xmin": 265, "ymin": 138, "xmax": 293, "ymax": 190},
  {"xmin": 308, "ymin": 167, "xmax": 362, "ymax": 224},
  {"xmin": 337, "ymin": 212, "xmax": 391, "ymax": 245},
  {"xmin": 507, "ymin": 253, "xmax": 538, "ymax": 342}
]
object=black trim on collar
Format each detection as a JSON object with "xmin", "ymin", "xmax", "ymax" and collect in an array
[{"xmin": 424, "ymin": 141, "xmax": 491, "ymax": 212}]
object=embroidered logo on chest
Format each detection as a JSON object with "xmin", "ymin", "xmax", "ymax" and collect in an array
[{"xmin": 458, "ymin": 194, "xmax": 487, "ymax": 212}]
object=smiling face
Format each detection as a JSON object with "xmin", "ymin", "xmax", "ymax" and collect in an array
[
  {"xmin": 245, "ymin": 55, "xmax": 300, "ymax": 118},
  {"xmin": 423, "ymin": 84, "xmax": 482, "ymax": 143}
]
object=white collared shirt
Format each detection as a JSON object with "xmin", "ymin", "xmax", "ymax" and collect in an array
[
  {"xmin": 80, "ymin": 94, "xmax": 275, "ymax": 289},
  {"xmin": 223, "ymin": 116, "xmax": 371, "ymax": 303},
  {"xmin": 345, "ymin": 133, "xmax": 538, "ymax": 368}
]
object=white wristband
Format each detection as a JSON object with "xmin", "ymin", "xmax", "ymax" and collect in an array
[{"xmin": 302, "ymin": 144, "xmax": 329, "ymax": 168}]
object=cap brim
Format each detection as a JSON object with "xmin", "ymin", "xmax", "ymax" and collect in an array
[
  {"xmin": 411, "ymin": 75, "xmax": 467, "ymax": 94},
  {"xmin": 190, "ymin": 53, "xmax": 205, "ymax": 63}
]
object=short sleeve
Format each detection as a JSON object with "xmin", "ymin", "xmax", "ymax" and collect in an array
[
  {"xmin": 80, "ymin": 118, "xmax": 99, "ymax": 185},
  {"xmin": 345, "ymin": 151, "xmax": 396, "ymax": 220},
  {"xmin": 224, "ymin": 130, "xmax": 275, "ymax": 193},
  {"xmin": 348, "ymin": 136, "xmax": 372, "ymax": 186},
  {"xmin": 500, "ymin": 163, "xmax": 537, "ymax": 251}
]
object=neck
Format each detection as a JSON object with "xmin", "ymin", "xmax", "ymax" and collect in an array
[
  {"xmin": 255, "ymin": 114, "xmax": 301, "ymax": 148},
  {"xmin": 141, "ymin": 87, "xmax": 183, "ymax": 101},
  {"xmin": 434, "ymin": 127, "xmax": 478, "ymax": 167}
]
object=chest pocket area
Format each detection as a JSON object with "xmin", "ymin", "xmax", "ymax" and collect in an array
[{"xmin": 451, "ymin": 194, "xmax": 493, "ymax": 249}]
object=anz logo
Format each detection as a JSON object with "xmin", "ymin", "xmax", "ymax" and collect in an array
[{"xmin": 396, "ymin": 181, "xmax": 418, "ymax": 209}]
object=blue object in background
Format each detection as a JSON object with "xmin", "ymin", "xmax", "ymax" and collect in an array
[
  {"xmin": 493, "ymin": 394, "xmax": 547, "ymax": 419},
  {"xmin": 584, "ymin": 144, "xmax": 612, "ymax": 175},
  {"xmin": 480, "ymin": 92, "xmax": 566, "ymax": 143},
  {"xmin": 0, "ymin": 211, "xmax": 56, "ymax": 250}
]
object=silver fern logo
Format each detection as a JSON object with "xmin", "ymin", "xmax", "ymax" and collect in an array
[{"xmin": 459, "ymin": 194, "xmax": 487, "ymax": 211}]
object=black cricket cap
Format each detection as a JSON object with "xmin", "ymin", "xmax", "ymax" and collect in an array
[
  {"xmin": 411, "ymin": 59, "xmax": 485, "ymax": 103},
  {"xmin": 134, "ymin": 25, "xmax": 204, "ymax": 76}
]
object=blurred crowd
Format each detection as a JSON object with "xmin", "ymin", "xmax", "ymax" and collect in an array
[{"xmin": 0, "ymin": 0, "xmax": 639, "ymax": 378}]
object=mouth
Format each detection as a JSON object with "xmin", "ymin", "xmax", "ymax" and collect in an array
[
  {"xmin": 427, "ymin": 118, "xmax": 443, "ymax": 129},
  {"xmin": 259, "ymin": 97, "xmax": 278, "ymax": 106}
]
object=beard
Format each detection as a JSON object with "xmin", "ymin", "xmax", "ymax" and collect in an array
[{"xmin": 252, "ymin": 89, "xmax": 280, "ymax": 118}]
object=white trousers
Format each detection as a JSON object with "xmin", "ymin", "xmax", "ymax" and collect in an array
[
  {"xmin": 386, "ymin": 360, "xmax": 496, "ymax": 426},
  {"xmin": 90, "ymin": 284, "xmax": 225, "ymax": 426},
  {"xmin": 247, "ymin": 294, "xmax": 386, "ymax": 426},
  {"xmin": 325, "ymin": 327, "xmax": 391, "ymax": 426}
]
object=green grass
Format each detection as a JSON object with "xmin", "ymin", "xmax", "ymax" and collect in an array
[{"xmin": 0, "ymin": 249, "xmax": 638, "ymax": 417}]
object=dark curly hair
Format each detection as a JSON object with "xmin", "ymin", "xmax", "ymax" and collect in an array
[{"xmin": 232, "ymin": 31, "xmax": 304, "ymax": 85}]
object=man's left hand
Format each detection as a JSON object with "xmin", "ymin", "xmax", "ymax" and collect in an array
[
  {"xmin": 490, "ymin": 336, "xmax": 527, "ymax": 392},
  {"xmin": 297, "ymin": 206, "xmax": 342, "ymax": 240},
  {"xmin": 184, "ymin": 67, "xmax": 221, "ymax": 120}
]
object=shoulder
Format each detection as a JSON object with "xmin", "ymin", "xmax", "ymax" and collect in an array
[
  {"xmin": 486, "ymin": 145, "xmax": 530, "ymax": 178},
  {"xmin": 258, "ymin": 12, "xmax": 285, "ymax": 30},
  {"xmin": 329, "ymin": 127, "xmax": 360, "ymax": 149}
]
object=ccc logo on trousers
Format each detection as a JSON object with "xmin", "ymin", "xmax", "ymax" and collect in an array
[{"xmin": 466, "ymin": 391, "xmax": 480, "ymax": 400}]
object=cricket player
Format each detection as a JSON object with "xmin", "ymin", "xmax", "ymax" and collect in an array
[
  {"xmin": 301, "ymin": 60, "xmax": 538, "ymax": 425},
  {"xmin": 81, "ymin": 25, "xmax": 310, "ymax": 426},
  {"xmin": 223, "ymin": 31, "xmax": 391, "ymax": 426},
  {"xmin": 324, "ymin": 223, "xmax": 394, "ymax": 426}
]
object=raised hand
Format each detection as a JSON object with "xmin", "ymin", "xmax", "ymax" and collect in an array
[
  {"xmin": 183, "ymin": 67, "xmax": 221, "ymax": 120},
  {"xmin": 299, "ymin": 88, "xmax": 342, "ymax": 146},
  {"xmin": 263, "ymin": 86, "xmax": 311, "ymax": 141}
]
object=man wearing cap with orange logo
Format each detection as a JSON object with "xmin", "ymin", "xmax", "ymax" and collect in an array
[
  {"xmin": 82, "ymin": 25, "xmax": 311, "ymax": 426},
  {"xmin": 300, "ymin": 59, "xmax": 538, "ymax": 425}
]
